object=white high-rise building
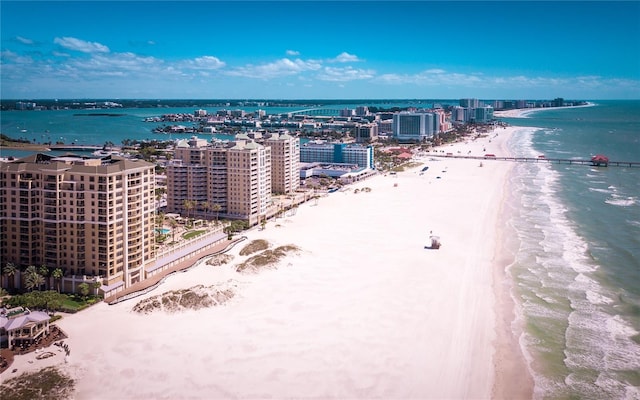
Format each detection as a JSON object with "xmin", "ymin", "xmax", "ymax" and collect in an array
[
  {"xmin": 392, "ymin": 112, "xmax": 436, "ymax": 141},
  {"xmin": 264, "ymin": 133, "xmax": 300, "ymax": 195}
]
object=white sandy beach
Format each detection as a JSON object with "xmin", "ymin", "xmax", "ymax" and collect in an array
[
  {"xmin": 1, "ymin": 126, "xmax": 534, "ymax": 399},
  {"xmin": 493, "ymin": 102, "xmax": 595, "ymax": 118}
]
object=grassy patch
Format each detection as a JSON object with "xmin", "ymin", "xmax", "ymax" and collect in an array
[
  {"xmin": 236, "ymin": 245, "xmax": 300, "ymax": 273},
  {"xmin": 0, "ymin": 366, "xmax": 75, "ymax": 400},
  {"xmin": 60, "ymin": 295, "xmax": 100, "ymax": 313},
  {"xmin": 239, "ymin": 239, "xmax": 270, "ymax": 256},
  {"xmin": 182, "ymin": 230, "xmax": 206, "ymax": 240}
]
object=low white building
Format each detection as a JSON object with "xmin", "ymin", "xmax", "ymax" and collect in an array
[{"xmin": 0, "ymin": 307, "xmax": 51, "ymax": 349}]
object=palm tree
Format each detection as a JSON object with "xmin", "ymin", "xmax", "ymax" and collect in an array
[
  {"xmin": 155, "ymin": 211, "xmax": 166, "ymax": 239},
  {"xmin": 24, "ymin": 265, "xmax": 38, "ymax": 290},
  {"xmin": 212, "ymin": 203, "xmax": 221, "ymax": 225},
  {"xmin": 168, "ymin": 217, "xmax": 178, "ymax": 243},
  {"xmin": 52, "ymin": 268, "xmax": 63, "ymax": 293},
  {"xmin": 39, "ymin": 264, "xmax": 49, "ymax": 290},
  {"xmin": 2, "ymin": 262, "xmax": 17, "ymax": 293},
  {"xmin": 201, "ymin": 201, "xmax": 211, "ymax": 220},
  {"xmin": 183, "ymin": 199, "xmax": 195, "ymax": 226},
  {"xmin": 92, "ymin": 281, "xmax": 102, "ymax": 297},
  {"xmin": 25, "ymin": 272, "xmax": 44, "ymax": 292}
]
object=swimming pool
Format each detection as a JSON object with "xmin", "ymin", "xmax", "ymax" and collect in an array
[{"xmin": 156, "ymin": 228, "xmax": 171, "ymax": 235}]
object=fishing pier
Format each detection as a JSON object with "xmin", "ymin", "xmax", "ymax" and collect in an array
[{"xmin": 435, "ymin": 154, "xmax": 640, "ymax": 168}]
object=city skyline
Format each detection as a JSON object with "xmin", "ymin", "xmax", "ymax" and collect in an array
[{"xmin": 1, "ymin": 1, "xmax": 639, "ymax": 100}]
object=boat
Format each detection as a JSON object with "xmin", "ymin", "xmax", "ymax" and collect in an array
[{"xmin": 590, "ymin": 154, "xmax": 609, "ymax": 167}]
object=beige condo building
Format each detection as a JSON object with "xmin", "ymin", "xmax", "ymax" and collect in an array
[
  {"xmin": 0, "ymin": 154, "xmax": 156, "ymax": 291},
  {"xmin": 167, "ymin": 135, "xmax": 281, "ymax": 226},
  {"xmin": 265, "ymin": 132, "xmax": 300, "ymax": 195}
]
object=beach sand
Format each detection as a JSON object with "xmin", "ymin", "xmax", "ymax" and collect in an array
[{"xmin": 1, "ymin": 126, "xmax": 533, "ymax": 399}]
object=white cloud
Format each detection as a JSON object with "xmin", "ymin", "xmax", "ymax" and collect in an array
[
  {"xmin": 286, "ymin": 50, "xmax": 300, "ymax": 56},
  {"xmin": 316, "ymin": 66, "xmax": 375, "ymax": 82},
  {"xmin": 0, "ymin": 50, "xmax": 33, "ymax": 64},
  {"xmin": 52, "ymin": 51, "xmax": 70, "ymax": 57},
  {"xmin": 183, "ymin": 56, "xmax": 226, "ymax": 70},
  {"xmin": 16, "ymin": 36, "xmax": 34, "ymax": 45},
  {"xmin": 331, "ymin": 52, "xmax": 361, "ymax": 63},
  {"xmin": 54, "ymin": 37, "xmax": 110, "ymax": 53},
  {"xmin": 374, "ymin": 69, "xmax": 638, "ymax": 94},
  {"xmin": 226, "ymin": 58, "xmax": 321, "ymax": 79}
]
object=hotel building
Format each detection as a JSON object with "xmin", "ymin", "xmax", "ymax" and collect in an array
[
  {"xmin": 167, "ymin": 135, "xmax": 280, "ymax": 225},
  {"xmin": 392, "ymin": 112, "xmax": 436, "ymax": 141},
  {"xmin": 0, "ymin": 154, "xmax": 156, "ymax": 290},
  {"xmin": 300, "ymin": 142, "xmax": 374, "ymax": 170},
  {"xmin": 355, "ymin": 123, "xmax": 379, "ymax": 143}
]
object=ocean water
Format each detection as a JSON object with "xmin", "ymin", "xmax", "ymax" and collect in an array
[{"xmin": 504, "ymin": 101, "xmax": 640, "ymax": 399}]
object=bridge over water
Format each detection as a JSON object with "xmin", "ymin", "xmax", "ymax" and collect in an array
[
  {"xmin": 286, "ymin": 108, "xmax": 344, "ymax": 117},
  {"xmin": 48, "ymin": 144, "xmax": 103, "ymax": 151}
]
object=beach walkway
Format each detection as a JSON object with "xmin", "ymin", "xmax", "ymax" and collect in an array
[{"xmin": 104, "ymin": 236, "xmax": 246, "ymax": 305}]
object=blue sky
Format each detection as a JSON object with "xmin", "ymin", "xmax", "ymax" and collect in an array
[{"xmin": 1, "ymin": 1, "xmax": 639, "ymax": 100}]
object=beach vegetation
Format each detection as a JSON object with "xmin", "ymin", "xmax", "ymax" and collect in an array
[
  {"xmin": 236, "ymin": 245, "xmax": 300, "ymax": 273},
  {"xmin": 239, "ymin": 240, "xmax": 270, "ymax": 256},
  {"xmin": 132, "ymin": 284, "xmax": 236, "ymax": 314},
  {"xmin": 0, "ymin": 366, "xmax": 75, "ymax": 400},
  {"xmin": 206, "ymin": 254, "xmax": 234, "ymax": 266}
]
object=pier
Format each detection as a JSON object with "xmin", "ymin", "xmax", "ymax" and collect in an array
[{"xmin": 432, "ymin": 154, "xmax": 640, "ymax": 168}]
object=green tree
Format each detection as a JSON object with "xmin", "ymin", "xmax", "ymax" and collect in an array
[
  {"xmin": 24, "ymin": 265, "xmax": 40, "ymax": 291},
  {"xmin": 2, "ymin": 262, "xmax": 17, "ymax": 292},
  {"xmin": 25, "ymin": 272, "xmax": 44, "ymax": 292},
  {"xmin": 201, "ymin": 201, "xmax": 211, "ymax": 220},
  {"xmin": 78, "ymin": 282, "xmax": 90, "ymax": 300},
  {"xmin": 92, "ymin": 281, "xmax": 102, "ymax": 297},
  {"xmin": 183, "ymin": 199, "xmax": 195, "ymax": 224},
  {"xmin": 39, "ymin": 264, "xmax": 50, "ymax": 290},
  {"xmin": 168, "ymin": 217, "xmax": 178, "ymax": 243},
  {"xmin": 0, "ymin": 287, "xmax": 8, "ymax": 305},
  {"xmin": 42, "ymin": 290, "xmax": 64, "ymax": 313},
  {"xmin": 52, "ymin": 268, "xmax": 63, "ymax": 293},
  {"xmin": 212, "ymin": 203, "xmax": 222, "ymax": 224}
]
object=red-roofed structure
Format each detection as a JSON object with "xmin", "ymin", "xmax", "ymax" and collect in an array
[{"xmin": 591, "ymin": 154, "xmax": 609, "ymax": 167}]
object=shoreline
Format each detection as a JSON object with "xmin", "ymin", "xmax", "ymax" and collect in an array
[
  {"xmin": 494, "ymin": 102, "xmax": 595, "ymax": 118},
  {"xmin": 490, "ymin": 129, "xmax": 535, "ymax": 399},
  {"xmin": 1, "ymin": 126, "xmax": 535, "ymax": 399}
]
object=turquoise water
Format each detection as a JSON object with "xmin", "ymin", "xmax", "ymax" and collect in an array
[
  {"xmin": 156, "ymin": 228, "xmax": 171, "ymax": 235},
  {"xmin": 0, "ymin": 100, "xmax": 444, "ymax": 158},
  {"xmin": 504, "ymin": 101, "xmax": 640, "ymax": 399}
]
